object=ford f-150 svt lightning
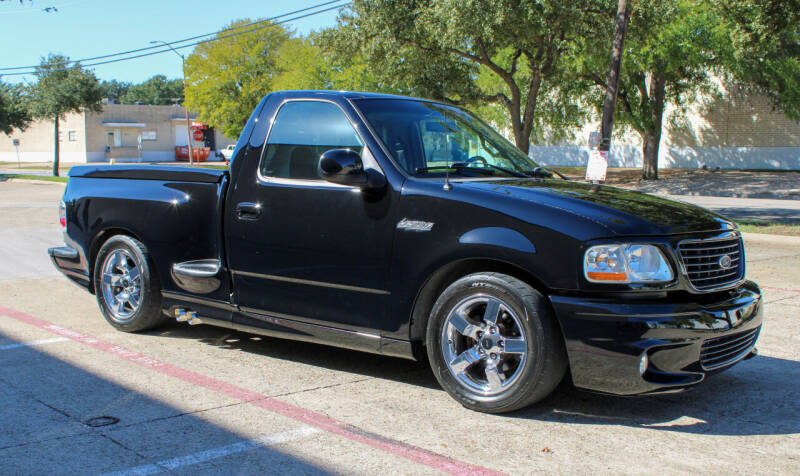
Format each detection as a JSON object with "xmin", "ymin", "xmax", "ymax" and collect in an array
[{"xmin": 49, "ymin": 91, "xmax": 762, "ymax": 413}]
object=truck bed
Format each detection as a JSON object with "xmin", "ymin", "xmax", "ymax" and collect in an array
[
  {"xmin": 55, "ymin": 164, "xmax": 231, "ymax": 303},
  {"xmin": 69, "ymin": 165, "xmax": 227, "ymax": 183}
]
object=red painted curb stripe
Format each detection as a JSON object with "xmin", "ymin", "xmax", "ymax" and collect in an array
[
  {"xmin": 762, "ymin": 286, "xmax": 800, "ymax": 294},
  {"xmin": 0, "ymin": 305, "xmax": 504, "ymax": 476}
]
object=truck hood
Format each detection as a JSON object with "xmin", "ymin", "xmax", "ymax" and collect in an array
[{"xmin": 458, "ymin": 179, "xmax": 735, "ymax": 237}]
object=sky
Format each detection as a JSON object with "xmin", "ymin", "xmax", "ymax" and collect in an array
[{"xmin": 0, "ymin": 0, "xmax": 345, "ymax": 85}]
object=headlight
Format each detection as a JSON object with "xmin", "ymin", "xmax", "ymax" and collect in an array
[{"xmin": 584, "ymin": 244, "xmax": 673, "ymax": 283}]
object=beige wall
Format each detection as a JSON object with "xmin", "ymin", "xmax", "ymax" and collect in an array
[
  {"xmin": 0, "ymin": 111, "xmax": 87, "ymax": 163},
  {"xmin": 666, "ymin": 84, "xmax": 800, "ymax": 148},
  {"xmin": 531, "ymin": 80, "xmax": 800, "ymax": 170},
  {"xmin": 1, "ymin": 104, "xmax": 237, "ymax": 163}
]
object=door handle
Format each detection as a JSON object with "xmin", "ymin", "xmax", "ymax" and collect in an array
[{"xmin": 235, "ymin": 202, "xmax": 261, "ymax": 220}]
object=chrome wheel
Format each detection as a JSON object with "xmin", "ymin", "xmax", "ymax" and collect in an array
[
  {"xmin": 441, "ymin": 294, "xmax": 528, "ymax": 396},
  {"xmin": 100, "ymin": 249, "xmax": 142, "ymax": 322}
]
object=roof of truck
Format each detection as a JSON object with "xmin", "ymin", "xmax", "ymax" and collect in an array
[{"xmin": 268, "ymin": 90, "xmax": 438, "ymax": 103}]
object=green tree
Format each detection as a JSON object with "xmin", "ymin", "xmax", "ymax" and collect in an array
[
  {"xmin": 325, "ymin": 0, "xmax": 604, "ymax": 153},
  {"xmin": 0, "ymin": 81, "xmax": 31, "ymax": 135},
  {"xmin": 185, "ymin": 19, "xmax": 292, "ymax": 139},
  {"xmin": 272, "ymin": 35, "xmax": 387, "ymax": 93},
  {"xmin": 120, "ymin": 75, "xmax": 183, "ymax": 105},
  {"xmin": 28, "ymin": 54, "xmax": 102, "ymax": 176},
  {"xmin": 579, "ymin": 0, "xmax": 728, "ymax": 179},
  {"xmin": 716, "ymin": 0, "xmax": 800, "ymax": 121},
  {"xmin": 99, "ymin": 79, "xmax": 131, "ymax": 103}
]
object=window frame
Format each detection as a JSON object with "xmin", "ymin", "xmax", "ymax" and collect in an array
[{"xmin": 256, "ymin": 98, "xmax": 377, "ymax": 188}]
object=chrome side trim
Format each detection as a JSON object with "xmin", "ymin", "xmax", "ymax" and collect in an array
[{"xmin": 233, "ymin": 270, "xmax": 390, "ymax": 295}]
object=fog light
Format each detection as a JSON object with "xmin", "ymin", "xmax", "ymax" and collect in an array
[{"xmin": 639, "ymin": 353, "xmax": 649, "ymax": 375}]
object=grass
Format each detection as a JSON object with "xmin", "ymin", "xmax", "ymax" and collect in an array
[
  {"xmin": 736, "ymin": 220, "xmax": 800, "ymax": 237},
  {"xmin": 0, "ymin": 174, "xmax": 69, "ymax": 183}
]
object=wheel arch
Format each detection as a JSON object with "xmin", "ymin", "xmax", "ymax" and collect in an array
[
  {"xmin": 408, "ymin": 258, "xmax": 552, "ymax": 347},
  {"xmin": 87, "ymin": 227, "xmax": 145, "ymax": 294}
]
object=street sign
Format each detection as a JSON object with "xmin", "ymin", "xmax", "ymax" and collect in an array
[
  {"xmin": 12, "ymin": 139, "xmax": 21, "ymax": 167},
  {"xmin": 585, "ymin": 149, "xmax": 608, "ymax": 182}
]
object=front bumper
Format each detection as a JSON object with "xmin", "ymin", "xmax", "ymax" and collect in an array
[{"xmin": 550, "ymin": 280, "xmax": 763, "ymax": 395}]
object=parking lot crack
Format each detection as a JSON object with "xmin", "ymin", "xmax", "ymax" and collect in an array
[
  {"xmin": 0, "ymin": 429, "xmax": 97, "ymax": 452},
  {"xmin": 99, "ymin": 432, "xmax": 161, "ymax": 469},
  {"xmin": 263, "ymin": 377, "xmax": 374, "ymax": 400}
]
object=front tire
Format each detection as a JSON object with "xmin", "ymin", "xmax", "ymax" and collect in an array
[
  {"xmin": 426, "ymin": 272, "xmax": 566, "ymax": 413},
  {"xmin": 93, "ymin": 235, "xmax": 165, "ymax": 332}
]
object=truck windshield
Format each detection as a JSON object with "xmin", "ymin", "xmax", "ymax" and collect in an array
[{"xmin": 354, "ymin": 98, "xmax": 541, "ymax": 178}]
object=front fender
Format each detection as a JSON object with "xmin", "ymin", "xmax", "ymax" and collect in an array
[
  {"xmin": 386, "ymin": 212, "xmax": 582, "ymax": 341},
  {"xmin": 458, "ymin": 227, "xmax": 536, "ymax": 254}
]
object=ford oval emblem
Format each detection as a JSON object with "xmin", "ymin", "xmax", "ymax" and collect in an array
[{"xmin": 718, "ymin": 255, "xmax": 733, "ymax": 269}]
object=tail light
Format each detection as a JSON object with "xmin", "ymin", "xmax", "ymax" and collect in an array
[{"xmin": 59, "ymin": 200, "xmax": 66, "ymax": 228}]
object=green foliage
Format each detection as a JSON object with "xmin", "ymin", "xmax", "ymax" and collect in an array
[
  {"xmin": 185, "ymin": 19, "xmax": 293, "ymax": 139},
  {"xmin": 99, "ymin": 79, "xmax": 131, "ymax": 103},
  {"xmin": 28, "ymin": 54, "xmax": 102, "ymax": 119},
  {"xmin": 99, "ymin": 76, "xmax": 184, "ymax": 105},
  {"xmin": 323, "ymin": 0, "xmax": 605, "ymax": 152},
  {"xmin": 0, "ymin": 81, "xmax": 31, "ymax": 135},
  {"xmin": 28, "ymin": 54, "xmax": 102, "ymax": 176},
  {"xmin": 120, "ymin": 75, "xmax": 183, "ymax": 105},
  {"xmin": 576, "ymin": 0, "xmax": 730, "ymax": 178},
  {"xmin": 715, "ymin": 0, "xmax": 800, "ymax": 121},
  {"xmin": 184, "ymin": 20, "xmax": 383, "ymax": 139}
]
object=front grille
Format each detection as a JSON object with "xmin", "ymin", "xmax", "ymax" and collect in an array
[
  {"xmin": 700, "ymin": 326, "xmax": 760, "ymax": 370},
  {"xmin": 678, "ymin": 234, "xmax": 743, "ymax": 290}
]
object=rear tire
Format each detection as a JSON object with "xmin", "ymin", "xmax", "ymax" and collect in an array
[
  {"xmin": 93, "ymin": 235, "xmax": 165, "ymax": 332},
  {"xmin": 426, "ymin": 272, "xmax": 566, "ymax": 413}
]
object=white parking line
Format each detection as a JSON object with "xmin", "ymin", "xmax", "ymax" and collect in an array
[
  {"xmin": 102, "ymin": 426, "xmax": 321, "ymax": 476},
  {"xmin": 0, "ymin": 337, "xmax": 68, "ymax": 350}
]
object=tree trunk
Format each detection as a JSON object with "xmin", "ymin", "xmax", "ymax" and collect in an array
[
  {"xmin": 599, "ymin": 0, "xmax": 630, "ymax": 153},
  {"xmin": 640, "ymin": 73, "xmax": 666, "ymax": 180},
  {"xmin": 642, "ymin": 129, "xmax": 660, "ymax": 180},
  {"xmin": 513, "ymin": 124, "xmax": 530, "ymax": 154},
  {"xmin": 53, "ymin": 116, "xmax": 60, "ymax": 177}
]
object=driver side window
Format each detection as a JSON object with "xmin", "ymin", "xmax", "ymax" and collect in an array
[{"xmin": 260, "ymin": 101, "xmax": 364, "ymax": 180}]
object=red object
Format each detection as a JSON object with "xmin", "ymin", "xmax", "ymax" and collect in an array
[
  {"xmin": 175, "ymin": 146, "xmax": 211, "ymax": 162},
  {"xmin": 193, "ymin": 130, "xmax": 204, "ymax": 141}
]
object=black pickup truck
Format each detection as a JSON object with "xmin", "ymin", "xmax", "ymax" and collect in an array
[{"xmin": 49, "ymin": 91, "xmax": 762, "ymax": 413}]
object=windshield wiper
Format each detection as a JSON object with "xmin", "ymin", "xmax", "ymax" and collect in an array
[
  {"xmin": 521, "ymin": 166, "xmax": 569, "ymax": 180},
  {"xmin": 415, "ymin": 163, "xmax": 527, "ymax": 178}
]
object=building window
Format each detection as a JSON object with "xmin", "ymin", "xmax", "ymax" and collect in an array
[
  {"xmin": 141, "ymin": 130, "xmax": 157, "ymax": 141},
  {"xmin": 68, "ymin": 130, "xmax": 77, "ymax": 141}
]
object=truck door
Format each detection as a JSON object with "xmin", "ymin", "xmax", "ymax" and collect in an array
[{"xmin": 225, "ymin": 99, "xmax": 395, "ymax": 334}]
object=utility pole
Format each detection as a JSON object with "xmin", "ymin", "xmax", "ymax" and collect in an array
[
  {"xmin": 587, "ymin": 0, "xmax": 631, "ymax": 183},
  {"xmin": 151, "ymin": 40, "xmax": 193, "ymax": 166},
  {"xmin": 599, "ymin": 0, "xmax": 631, "ymax": 154}
]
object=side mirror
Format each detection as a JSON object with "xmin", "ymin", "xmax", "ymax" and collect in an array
[{"xmin": 318, "ymin": 149, "xmax": 384, "ymax": 189}]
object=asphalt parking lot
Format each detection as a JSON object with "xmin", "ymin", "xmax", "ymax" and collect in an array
[{"xmin": 1, "ymin": 180, "xmax": 798, "ymax": 475}]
